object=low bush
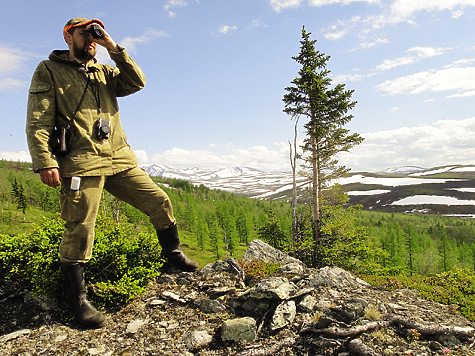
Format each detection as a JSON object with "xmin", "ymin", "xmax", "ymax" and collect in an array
[
  {"xmin": 362, "ymin": 267, "xmax": 475, "ymax": 321},
  {"xmin": 0, "ymin": 214, "xmax": 163, "ymax": 310}
]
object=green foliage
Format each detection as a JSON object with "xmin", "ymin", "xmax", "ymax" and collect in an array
[
  {"xmin": 283, "ymin": 27, "xmax": 363, "ymax": 268},
  {"xmin": 238, "ymin": 259, "xmax": 279, "ymax": 279},
  {"xmin": 357, "ymin": 210, "xmax": 475, "ymax": 276},
  {"xmin": 257, "ymin": 209, "xmax": 288, "ymax": 250},
  {"xmin": 11, "ymin": 178, "xmax": 28, "ymax": 214},
  {"xmin": 362, "ymin": 266, "xmax": 475, "ymax": 321},
  {"xmin": 418, "ymin": 267, "xmax": 475, "ymax": 321},
  {"xmin": 0, "ymin": 215, "xmax": 64, "ymax": 297},
  {"xmin": 320, "ymin": 203, "xmax": 384, "ymax": 274},
  {"xmin": 0, "ymin": 214, "xmax": 163, "ymax": 309}
]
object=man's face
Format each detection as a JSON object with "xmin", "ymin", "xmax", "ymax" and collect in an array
[{"xmin": 68, "ymin": 26, "xmax": 97, "ymax": 62}]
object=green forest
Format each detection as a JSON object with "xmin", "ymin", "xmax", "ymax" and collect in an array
[
  {"xmin": 2, "ymin": 159, "xmax": 475, "ymax": 320},
  {"xmin": 4, "ymin": 159, "xmax": 475, "ymax": 275}
]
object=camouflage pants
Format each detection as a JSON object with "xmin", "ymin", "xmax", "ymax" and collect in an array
[{"xmin": 59, "ymin": 167, "xmax": 175, "ymax": 263}]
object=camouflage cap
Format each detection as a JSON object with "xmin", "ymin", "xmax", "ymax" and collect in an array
[{"xmin": 64, "ymin": 18, "xmax": 105, "ymax": 34}]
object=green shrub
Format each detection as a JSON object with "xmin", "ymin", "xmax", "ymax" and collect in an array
[
  {"xmin": 238, "ymin": 258, "xmax": 279, "ymax": 278},
  {"xmin": 362, "ymin": 266, "xmax": 475, "ymax": 321},
  {"xmin": 417, "ymin": 267, "xmax": 475, "ymax": 321},
  {"xmin": 0, "ymin": 215, "xmax": 163, "ymax": 310}
]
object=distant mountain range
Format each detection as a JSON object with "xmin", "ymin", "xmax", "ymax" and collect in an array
[{"xmin": 143, "ymin": 164, "xmax": 475, "ymax": 216}]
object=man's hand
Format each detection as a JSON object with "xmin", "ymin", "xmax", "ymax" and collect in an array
[
  {"xmin": 40, "ymin": 168, "xmax": 62, "ymax": 188},
  {"xmin": 86, "ymin": 23, "xmax": 119, "ymax": 52}
]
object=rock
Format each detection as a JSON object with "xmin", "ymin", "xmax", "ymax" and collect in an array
[
  {"xmin": 235, "ymin": 298, "xmax": 271, "ymax": 318},
  {"xmin": 181, "ymin": 330, "xmax": 213, "ymax": 350},
  {"xmin": 88, "ymin": 346, "xmax": 112, "ymax": 356},
  {"xmin": 330, "ymin": 301, "xmax": 365, "ymax": 323},
  {"xmin": 193, "ymin": 299, "xmax": 226, "ymax": 314},
  {"xmin": 221, "ymin": 317, "xmax": 257, "ymax": 343},
  {"xmin": 161, "ymin": 291, "xmax": 186, "ymax": 303},
  {"xmin": 201, "ymin": 258, "xmax": 245, "ymax": 279},
  {"xmin": 156, "ymin": 275, "xmax": 176, "ymax": 284},
  {"xmin": 0, "ymin": 329, "xmax": 31, "ymax": 343},
  {"xmin": 315, "ymin": 315, "xmax": 337, "ymax": 329},
  {"xmin": 437, "ymin": 333, "xmax": 461, "ymax": 347},
  {"xmin": 298, "ymin": 294, "xmax": 317, "ymax": 313},
  {"xmin": 243, "ymin": 239, "xmax": 305, "ymax": 267},
  {"xmin": 126, "ymin": 319, "xmax": 148, "ymax": 334},
  {"xmin": 249, "ymin": 277, "xmax": 297, "ymax": 300},
  {"xmin": 278, "ymin": 262, "xmax": 306, "ymax": 275},
  {"xmin": 24, "ymin": 291, "xmax": 57, "ymax": 311},
  {"xmin": 271, "ymin": 300, "xmax": 297, "ymax": 330},
  {"xmin": 305, "ymin": 266, "xmax": 369, "ymax": 289},
  {"xmin": 149, "ymin": 299, "xmax": 166, "ymax": 306}
]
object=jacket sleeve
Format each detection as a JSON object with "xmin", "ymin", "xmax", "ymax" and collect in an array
[
  {"xmin": 107, "ymin": 46, "xmax": 146, "ymax": 97},
  {"xmin": 26, "ymin": 61, "xmax": 59, "ymax": 173}
]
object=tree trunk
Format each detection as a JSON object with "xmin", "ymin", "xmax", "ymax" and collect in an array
[
  {"xmin": 310, "ymin": 117, "xmax": 321, "ymax": 266},
  {"xmin": 289, "ymin": 117, "xmax": 299, "ymax": 246}
]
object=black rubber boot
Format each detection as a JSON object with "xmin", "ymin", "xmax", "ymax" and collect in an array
[
  {"xmin": 61, "ymin": 262, "xmax": 106, "ymax": 328},
  {"xmin": 157, "ymin": 223, "xmax": 199, "ymax": 272}
]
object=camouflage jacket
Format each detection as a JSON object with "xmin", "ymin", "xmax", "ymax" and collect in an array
[{"xmin": 26, "ymin": 46, "xmax": 145, "ymax": 177}]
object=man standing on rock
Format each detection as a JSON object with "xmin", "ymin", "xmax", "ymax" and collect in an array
[{"xmin": 26, "ymin": 18, "xmax": 198, "ymax": 328}]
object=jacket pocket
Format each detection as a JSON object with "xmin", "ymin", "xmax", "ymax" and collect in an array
[{"xmin": 29, "ymin": 84, "xmax": 51, "ymax": 94}]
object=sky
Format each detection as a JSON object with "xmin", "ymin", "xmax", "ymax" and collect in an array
[{"xmin": 2, "ymin": 0, "xmax": 475, "ymax": 173}]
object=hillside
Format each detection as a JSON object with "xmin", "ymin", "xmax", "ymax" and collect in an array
[
  {"xmin": 1, "ymin": 241, "xmax": 474, "ymax": 356},
  {"xmin": 144, "ymin": 164, "xmax": 475, "ymax": 216}
]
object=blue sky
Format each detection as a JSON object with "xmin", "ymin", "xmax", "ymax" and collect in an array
[{"xmin": 2, "ymin": 0, "xmax": 475, "ymax": 172}]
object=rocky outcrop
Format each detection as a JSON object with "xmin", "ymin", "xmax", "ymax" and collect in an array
[{"xmin": 1, "ymin": 240, "xmax": 474, "ymax": 356}]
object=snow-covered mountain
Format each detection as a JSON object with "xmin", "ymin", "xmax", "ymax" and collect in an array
[
  {"xmin": 143, "ymin": 164, "xmax": 475, "ymax": 216},
  {"xmin": 144, "ymin": 164, "xmax": 308, "ymax": 200},
  {"xmin": 378, "ymin": 166, "xmax": 426, "ymax": 175}
]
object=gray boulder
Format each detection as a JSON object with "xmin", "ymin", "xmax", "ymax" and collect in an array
[
  {"xmin": 221, "ymin": 317, "xmax": 257, "ymax": 343},
  {"xmin": 271, "ymin": 300, "xmax": 297, "ymax": 330},
  {"xmin": 243, "ymin": 239, "xmax": 305, "ymax": 267},
  {"xmin": 305, "ymin": 266, "xmax": 369, "ymax": 289}
]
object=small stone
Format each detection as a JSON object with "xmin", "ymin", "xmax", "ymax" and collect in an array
[
  {"xmin": 298, "ymin": 294, "xmax": 317, "ymax": 313},
  {"xmin": 88, "ymin": 346, "xmax": 111, "ymax": 356},
  {"xmin": 126, "ymin": 319, "xmax": 148, "ymax": 334},
  {"xmin": 0, "ymin": 329, "xmax": 31, "ymax": 343},
  {"xmin": 271, "ymin": 300, "xmax": 296, "ymax": 330},
  {"xmin": 149, "ymin": 299, "xmax": 166, "ymax": 306},
  {"xmin": 194, "ymin": 299, "xmax": 226, "ymax": 314},
  {"xmin": 162, "ymin": 291, "xmax": 186, "ymax": 303},
  {"xmin": 55, "ymin": 334, "xmax": 67, "ymax": 342},
  {"xmin": 221, "ymin": 317, "xmax": 257, "ymax": 343},
  {"xmin": 181, "ymin": 330, "xmax": 213, "ymax": 350}
]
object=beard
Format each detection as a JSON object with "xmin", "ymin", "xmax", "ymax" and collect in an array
[{"xmin": 71, "ymin": 41, "xmax": 97, "ymax": 63}]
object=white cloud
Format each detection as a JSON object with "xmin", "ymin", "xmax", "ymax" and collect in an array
[
  {"xmin": 6, "ymin": 117, "xmax": 475, "ymax": 173},
  {"xmin": 323, "ymin": 28, "xmax": 348, "ymax": 40},
  {"xmin": 0, "ymin": 151, "xmax": 31, "ymax": 163},
  {"xmin": 0, "ymin": 77, "xmax": 27, "ymax": 91},
  {"xmin": 164, "ymin": 0, "xmax": 187, "ymax": 10},
  {"xmin": 310, "ymin": 0, "xmax": 380, "ymax": 5},
  {"xmin": 389, "ymin": 0, "xmax": 475, "ymax": 22},
  {"xmin": 376, "ymin": 46, "xmax": 449, "ymax": 71},
  {"xmin": 219, "ymin": 25, "xmax": 238, "ymax": 34},
  {"xmin": 0, "ymin": 45, "xmax": 36, "ymax": 91},
  {"xmin": 269, "ymin": 0, "xmax": 303, "ymax": 12},
  {"xmin": 120, "ymin": 29, "xmax": 169, "ymax": 53},
  {"xmin": 147, "ymin": 144, "xmax": 290, "ymax": 171},
  {"xmin": 320, "ymin": 0, "xmax": 475, "ymax": 41},
  {"xmin": 333, "ymin": 71, "xmax": 377, "ymax": 83},
  {"xmin": 376, "ymin": 65, "xmax": 475, "ymax": 95},
  {"xmin": 338, "ymin": 117, "xmax": 475, "ymax": 171}
]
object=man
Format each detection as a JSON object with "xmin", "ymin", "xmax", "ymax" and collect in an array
[{"xmin": 26, "ymin": 18, "xmax": 198, "ymax": 329}]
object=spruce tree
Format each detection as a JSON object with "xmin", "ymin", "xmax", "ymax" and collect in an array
[{"xmin": 283, "ymin": 26, "xmax": 363, "ymax": 266}]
